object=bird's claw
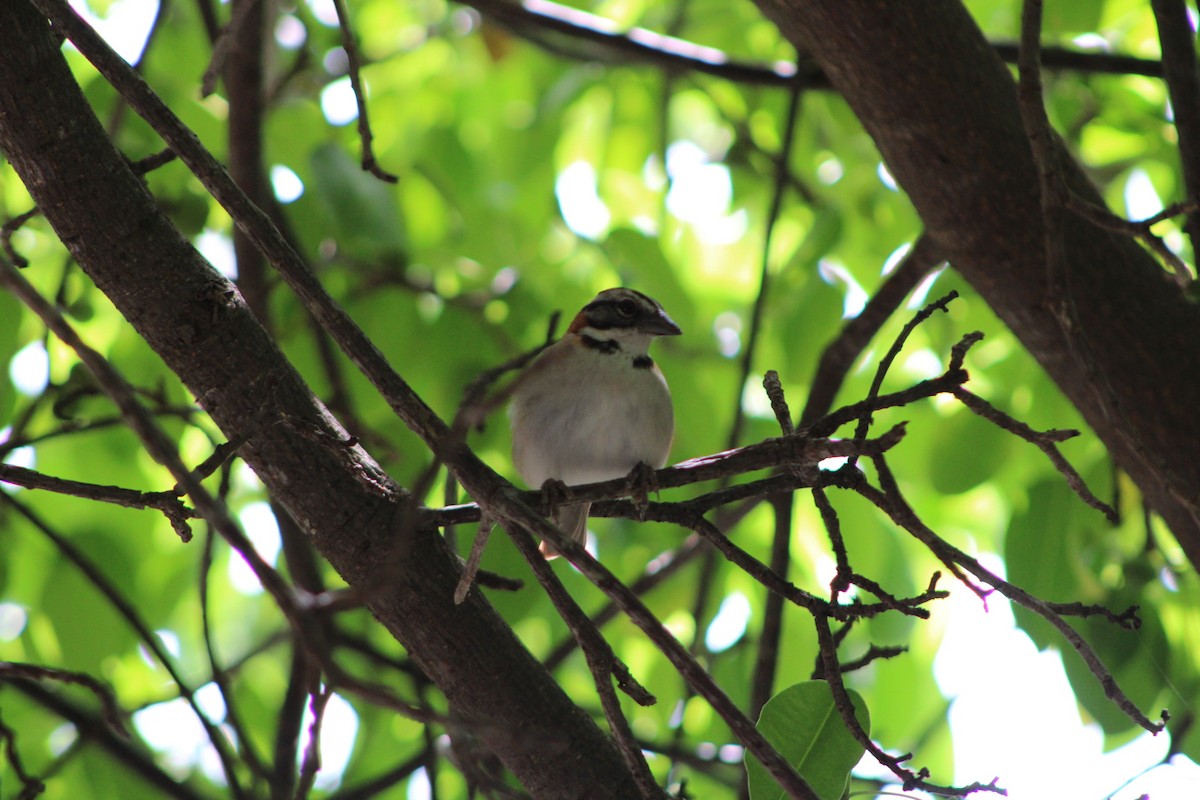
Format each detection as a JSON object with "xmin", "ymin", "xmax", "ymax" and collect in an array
[
  {"xmin": 625, "ymin": 461, "xmax": 659, "ymax": 521},
  {"xmin": 538, "ymin": 478, "xmax": 573, "ymax": 515}
]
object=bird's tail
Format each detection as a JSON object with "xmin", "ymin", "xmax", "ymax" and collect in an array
[{"xmin": 540, "ymin": 501, "xmax": 590, "ymax": 559}]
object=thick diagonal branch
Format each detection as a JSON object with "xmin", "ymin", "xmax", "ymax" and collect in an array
[{"xmin": 0, "ymin": 3, "xmax": 642, "ymax": 795}]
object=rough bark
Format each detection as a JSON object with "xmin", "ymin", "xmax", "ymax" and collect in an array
[
  {"xmin": 0, "ymin": 2, "xmax": 639, "ymax": 796},
  {"xmin": 753, "ymin": 0, "xmax": 1200, "ymax": 566}
]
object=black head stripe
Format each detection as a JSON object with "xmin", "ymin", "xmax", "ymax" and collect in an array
[
  {"xmin": 618, "ymin": 288, "xmax": 654, "ymax": 305},
  {"xmin": 583, "ymin": 289, "xmax": 657, "ymax": 330},
  {"xmin": 581, "ymin": 334, "xmax": 621, "ymax": 353}
]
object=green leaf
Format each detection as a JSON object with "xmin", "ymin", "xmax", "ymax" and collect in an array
[
  {"xmin": 1057, "ymin": 604, "xmax": 1168, "ymax": 736},
  {"xmin": 746, "ymin": 680, "xmax": 870, "ymax": 800},
  {"xmin": 927, "ymin": 406, "xmax": 1013, "ymax": 495},
  {"xmin": 309, "ymin": 142, "xmax": 407, "ymax": 261},
  {"xmin": 1044, "ymin": 0, "xmax": 1105, "ymax": 35},
  {"xmin": 0, "ymin": 290, "xmax": 20, "ymax": 422},
  {"xmin": 1007, "ymin": 478, "xmax": 1084, "ymax": 647},
  {"xmin": 792, "ymin": 207, "xmax": 844, "ymax": 269}
]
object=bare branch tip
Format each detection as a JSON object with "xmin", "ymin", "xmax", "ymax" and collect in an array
[
  {"xmin": 933, "ymin": 288, "xmax": 960, "ymax": 311},
  {"xmin": 614, "ymin": 663, "xmax": 657, "ymax": 707},
  {"xmin": 762, "ymin": 369, "xmax": 794, "ymax": 434},
  {"xmin": 364, "ymin": 157, "xmax": 400, "ymax": 184},
  {"xmin": 544, "ymin": 309, "xmax": 562, "ymax": 344},
  {"xmin": 473, "ymin": 569, "xmax": 524, "ymax": 592},
  {"xmin": 879, "ymin": 421, "xmax": 908, "ymax": 448}
]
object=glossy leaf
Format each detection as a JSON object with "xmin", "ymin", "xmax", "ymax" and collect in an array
[{"xmin": 746, "ymin": 681, "xmax": 870, "ymax": 800}]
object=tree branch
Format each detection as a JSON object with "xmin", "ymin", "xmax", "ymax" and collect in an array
[
  {"xmin": 0, "ymin": 2, "xmax": 646, "ymax": 794},
  {"xmin": 750, "ymin": 0, "xmax": 1200, "ymax": 567},
  {"xmin": 466, "ymin": 0, "xmax": 1165, "ymax": 89},
  {"xmin": 6, "ymin": 678, "xmax": 210, "ymax": 800},
  {"xmin": 1150, "ymin": 0, "xmax": 1200, "ymax": 254},
  {"xmin": 0, "ymin": 463, "xmax": 196, "ymax": 541}
]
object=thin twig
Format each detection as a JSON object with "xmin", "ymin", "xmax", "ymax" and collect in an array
[
  {"xmin": 454, "ymin": 514, "xmax": 494, "ymax": 604},
  {"xmin": 426, "ymin": 424, "xmax": 909, "ymax": 530},
  {"xmin": 1017, "ymin": 0, "xmax": 1071, "ymax": 300},
  {"xmin": 274, "ymin": 648, "xmax": 314, "ymax": 799},
  {"xmin": 762, "ymin": 371, "xmax": 794, "ymax": 435},
  {"xmin": 835, "ymin": 644, "xmax": 907, "ymax": 675},
  {"xmin": 469, "ymin": 0, "xmax": 816, "ymax": 88},
  {"xmin": 198, "ymin": 526, "xmax": 271, "ymax": 782},
  {"xmin": 472, "ymin": 494, "xmax": 820, "ymax": 797},
  {"xmin": 201, "ymin": 0, "xmax": 263, "ymax": 96},
  {"xmin": 800, "ymin": 233, "xmax": 942, "ymax": 427},
  {"xmin": 129, "ymin": 147, "xmax": 177, "ymax": 175},
  {"xmin": 813, "ymin": 614, "xmax": 1006, "ymax": 797},
  {"xmin": 0, "ymin": 495, "xmax": 247, "ymax": 795},
  {"xmin": 326, "ymin": 748, "xmax": 431, "ymax": 800},
  {"xmin": 1, "ymin": 206, "xmax": 40, "ymax": 268},
  {"xmin": 0, "ymin": 463, "xmax": 195, "ymax": 541},
  {"xmin": 684, "ymin": 517, "xmax": 832, "ymax": 619},
  {"xmin": 673, "ymin": 77, "xmax": 787, "ymax": 755},
  {"xmin": 1065, "ymin": 193, "xmax": 1194, "ymax": 286},
  {"xmin": 328, "ymin": 0, "xmax": 398, "ymax": 182},
  {"xmin": 952, "ymin": 386, "xmax": 1118, "ymax": 522},
  {"xmin": 807, "ymin": 330, "xmax": 976, "ymax": 443},
  {"xmin": 0, "ymin": 251, "xmax": 297, "ymax": 615},
  {"xmin": 0, "ymin": 662, "xmax": 128, "ymax": 737},
  {"xmin": 7, "ymin": 678, "xmax": 211, "ymax": 800},
  {"xmin": 1044, "ymin": 601, "xmax": 1141, "ymax": 630},
  {"xmin": 506, "ymin": 524, "xmax": 661, "ymax": 797},
  {"xmin": 748, "ymin": 495, "xmax": 794, "ymax": 706},
  {"xmin": 300, "ymin": 634, "xmax": 443, "ymax": 726},
  {"xmin": 812, "ymin": 483, "xmax": 851, "ymax": 597},
  {"xmin": 294, "ymin": 687, "xmax": 334, "ymax": 800},
  {"xmin": 712, "ymin": 77, "xmax": 804, "ymax": 751},
  {"xmin": 851, "ymin": 460, "xmax": 1167, "ymax": 735},
  {"xmin": 847, "ymin": 291, "xmax": 960, "ymax": 460},
  {"xmin": 727, "ymin": 82, "xmax": 803, "ymax": 449},
  {"xmin": 543, "ymin": 534, "xmax": 707, "ymax": 672},
  {"xmin": 0, "ymin": 709, "xmax": 45, "ymax": 799},
  {"xmin": 451, "ymin": 312, "xmax": 559, "ymax": 436}
]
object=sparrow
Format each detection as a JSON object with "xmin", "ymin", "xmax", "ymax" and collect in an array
[{"xmin": 509, "ymin": 288, "xmax": 681, "ymax": 557}]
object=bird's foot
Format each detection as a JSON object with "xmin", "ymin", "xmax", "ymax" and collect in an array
[
  {"xmin": 625, "ymin": 461, "xmax": 659, "ymax": 521},
  {"xmin": 536, "ymin": 479, "xmax": 581, "ymax": 559},
  {"xmin": 538, "ymin": 478, "xmax": 574, "ymax": 516}
]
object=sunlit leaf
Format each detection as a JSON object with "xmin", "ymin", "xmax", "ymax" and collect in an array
[{"xmin": 746, "ymin": 681, "xmax": 870, "ymax": 800}]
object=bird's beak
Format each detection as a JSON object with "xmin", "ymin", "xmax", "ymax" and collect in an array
[{"xmin": 645, "ymin": 309, "xmax": 682, "ymax": 337}]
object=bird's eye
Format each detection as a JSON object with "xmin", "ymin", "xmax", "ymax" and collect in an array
[{"xmin": 616, "ymin": 299, "xmax": 637, "ymax": 317}]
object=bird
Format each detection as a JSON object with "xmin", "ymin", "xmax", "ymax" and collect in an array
[{"xmin": 509, "ymin": 288, "xmax": 681, "ymax": 557}]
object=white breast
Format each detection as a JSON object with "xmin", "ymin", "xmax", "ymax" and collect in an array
[{"xmin": 509, "ymin": 342, "xmax": 674, "ymax": 488}]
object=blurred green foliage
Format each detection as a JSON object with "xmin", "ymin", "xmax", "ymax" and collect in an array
[{"xmin": 1, "ymin": 0, "xmax": 1198, "ymax": 797}]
